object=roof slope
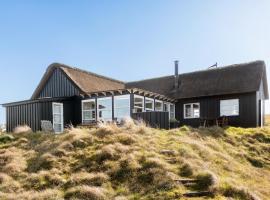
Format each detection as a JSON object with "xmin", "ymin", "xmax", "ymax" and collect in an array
[
  {"xmin": 126, "ymin": 60, "xmax": 269, "ymax": 99},
  {"xmin": 31, "ymin": 63, "xmax": 125, "ymax": 99}
]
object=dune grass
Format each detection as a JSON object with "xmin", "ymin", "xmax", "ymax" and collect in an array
[{"xmin": 0, "ymin": 120, "xmax": 269, "ymax": 199}]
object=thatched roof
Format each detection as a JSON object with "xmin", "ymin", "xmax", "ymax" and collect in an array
[
  {"xmin": 126, "ymin": 60, "xmax": 269, "ymax": 99},
  {"xmin": 32, "ymin": 63, "xmax": 125, "ymax": 99},
  {"xmin": 32, "ymin": 61, "xmax": 268, "ymax": 100}
]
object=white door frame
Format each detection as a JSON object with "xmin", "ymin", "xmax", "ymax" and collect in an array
[{"xmin": 52, "ymin": 102, "xmax": 64, "ymax": 133}]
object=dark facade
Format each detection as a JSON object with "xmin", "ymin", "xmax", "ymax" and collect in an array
[
  {"xmin": 37, "ymin": 67, "xmax": 81, "ymax": 98},
  {"xmin": 5, "ymin": 97, "xmax": 82, "ymax": 132},
  {"xmin": 175, "ymin": 92, "xmax": 258, "ymax": 128},
  {"xmin": 2, "ymin": 61, "xmax": 269, "ymax": 132}
]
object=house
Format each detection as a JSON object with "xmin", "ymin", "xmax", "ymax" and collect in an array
[{"xmin": 2, "ymin": 60, "xmax": 268, "ymax": 133}]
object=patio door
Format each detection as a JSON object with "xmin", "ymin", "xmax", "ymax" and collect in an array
[{"xmin": 52, "ymin": 102, "xmax": 63, "ymax": 133}]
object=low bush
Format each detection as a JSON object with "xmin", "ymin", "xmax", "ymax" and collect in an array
[
  {"xmin": 0, "ymin": 189, "xmax": 63, "ymax": 200},
  {"xmin": 179, "ymin": 162, "xmax": 193, "ymax": 177},
  {"xmin": 68, "ymin": 172, "xmax": 109, "ymax": 187},
  {"xmin": 27, "ymin": 153, "xmax": 56, "ymax": 172},
  {"xmin": 222, "ymin": 185, "xmax": 260, "ymax": 200},
  {"xmin": 64, "ymin": 186, "xmax": 106, "ymax": 200},
  {"xmin": 0, "ymin": 147, "xmax": 27, "ymax": 176},
  {"xmin": 0, "ymin": 134, "xmax": 14, "ymax": 143},
  {"xmin": 194, "ymin": 171, "xmax": 218, "ymax": 190},
  {"xmin": 24, "ymin": 170, "xmax": 65, "ymax": 190},
  {"xmin": 13, "ymin": 125, "xmax": 32, "ymax": 134}
]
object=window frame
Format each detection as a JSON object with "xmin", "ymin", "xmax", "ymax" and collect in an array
[
  {"xmin": 145, "ymin": 97, "xmax": 154, "ymax": 111},
  {"xmin": 114, "ymin": 94, "xmax": 131, "ymax": 121},
  {"xmin": 169, "ymin": 104, "xmax": 175, "ymax": 119},
  {"xmin": 52, "ymin": 102, "xmax": 63, "ymax": 133},
  {"xmin": 97, "ymin": 97, "xmax": 113, "ymax": 121},
  {"xmin": 154, "ymin": 99, "xmax": 163, "ymax": 111},
  {"xmin": 220, "ymin": 99, "xmax": 239, "ymax": 117},
  {"xmin": 133, "ymin": 95, "xmax": 144, "ymax": 113},
  {"xmin": 81, "ymin": 99, "xmax": 96, "ymax": 124},
  {"xmin": 183, "ymin": 103, "xmax": 200, "ymax": 119}
]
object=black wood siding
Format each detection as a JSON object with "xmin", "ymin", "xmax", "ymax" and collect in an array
[
  {"xmin": 38, "ymin": 68, "xmax": 81, "ymax": 98},
  {"xmin": 132, "ymin": 111, "xmax": 169, "ymax": 129},
  {"xmin": 5, "ymin": 97, "xmax": 81, "ymax": 132},
  {"xmin": 175, "ymin": 92, "xmax": 257, "ymax": 128}
]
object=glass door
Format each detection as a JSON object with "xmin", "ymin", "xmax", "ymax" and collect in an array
[{"xmin": 52, "ymin": 102, "xmax": 63, "ymax": 133}]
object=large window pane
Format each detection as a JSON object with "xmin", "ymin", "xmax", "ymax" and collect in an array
[
  {"xmin": 155, "ymin": 100, "xmax": 163, "ymax": 111},
  {"xmin": 114, "ymin": 95, "xmax": 130, "ymax": 122},
  {"xmin": 170, "ymin": 104, "xmax": 175, "ymax": 119},
  {"xmin": 145, "ymin": 98, "xmax": 154, "ymax": 111},
  {"xmin": 184, "ymin": 103, "xmax": 200, "ymax": 118},
  {"xmin": 97, "ymin": 97, "xmax": 112, "ymax": 121},
  {"xmin": 134, "ymin": 95, "xmax": 144, "ymax": 113},
  {"xmin": 220, "ymin": 99, "xmax": 239, "ymax": 116},
  {"xmin": 82, "ymin": 99, "xmax": 96, "ymax": 124},
  {"xmin": 83, "ymin": 101, "xmax": 95, "ymax": 110}
]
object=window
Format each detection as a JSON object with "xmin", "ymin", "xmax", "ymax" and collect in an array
[
  {"xmin": 164, "ymin": 102, "xmax": 170, "ymax": 112},
  {"xmin": 82, "ymin": 99, "xmax": 96, "ymax": 124},
  {"xmin": 155, "ymin": 100, "xmax": 163, "ymax": 111},
  {"xmin": 220, "ymin": 99, "xmax": 239, "ymax": 116},
  {"xmin": 134, "ymin": 95, "xmax": 144, "ymax": 113},
  {"xmin": 145, "ymin": 98, "xmax": 154, "ymax": 111},
  {"xmin": 170, "ymin": 104, "xmax": 175, "ymax": 119},
  {"xmin": 52, "ymin": 102, "xmax": 63, "ymax": 133},
  {"xmin": 184, "ymin": 103, "xmax": 200, "ymax": 119},
  {"xmin": 114, "ymin": 95, "xmax": 130, "ymax": 122},
  {"xmin": 164, "ymin": 102, "xmax": 175, "ymax": 119},
  {"xmin": 97, "ymin": 97, "xmax": 112, "ymax": 121}
]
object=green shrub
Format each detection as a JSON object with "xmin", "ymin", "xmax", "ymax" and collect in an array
[
  {"xmin": 222, "ymin": 185, "xmax": 259, "ymax": 200},
  {"xmin": 0, "ymin": 134, "xmax": 14, "ymax": 143},
  {"xmin": 179, "ymin": 163, "xmax": 193, "ymax": 177},
  {"xmin": 246, "ymin": 156, "xmax": 264, "ymax": 168},
  {"xmin": 195, "ymin": 171, "xmax": 218, "ymax": 190}
]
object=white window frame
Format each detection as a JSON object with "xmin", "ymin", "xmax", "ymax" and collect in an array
[
  {"xmin": 183, "ymin": 103, "xmax": 200, "ymax": 119},
  {"xmin": 97, "ymin": 97, "xmax": 113, "ymax": 121},
  {"xmin": 170, "ymin": 104, "xmax": 175, "ymax": 119},
  {"xmin": 133, "ymin": 95, "xmax": 144, "ymax": 113},
  {"xmin": 220, "ymin": 99, "xmax": 239, "ymax": 116},
  {"xmin": 155, "ymin": 100, "xmax": 163, "ymax": 111},
  {"xmin": 81, "ymin": 99, "xmax": 96, "ymax": 124},
  {"xmin": 164, "ymin": 102, "xmax": 175, "ymax": 120},
  {"xmin": 145, "ymin": 97, "xmax": 154, "ymax": 111},
  {"xmin": 114, "ymin": 94, "xmax": 131, "ymax": 121},
  {"xmin": 52, "ymin": 102, "xmax": 63, "ymax": 133}
]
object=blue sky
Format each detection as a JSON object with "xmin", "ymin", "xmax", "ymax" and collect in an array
[{"xmin": 0, "ymin": 1, "xmax": 269, "ymax": 124}]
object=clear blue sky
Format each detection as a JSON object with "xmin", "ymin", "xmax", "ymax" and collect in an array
[{"xmin": 0, "ymin": 1, "xmax": 269, "ymax": 124}]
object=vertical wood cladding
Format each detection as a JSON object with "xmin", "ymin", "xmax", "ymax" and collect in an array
[
  {"xmin": 38, "ymin": 68, "xmax": 81, "ymax": 98},
  {"xmin": 175, "ymin": 92, "xmax": 257, "ymax": 128},
  {"xmin": 5, "ymin": 97, "xmax": 81, "ymax": 132},
  {"xmin": 132, "ymin": 111, "xmax": 169, "ymax": 129}
]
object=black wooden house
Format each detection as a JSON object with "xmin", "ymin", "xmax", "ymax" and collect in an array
[{"xmin": 3, "ymin": 60, "xmax": 268, "ymax": 132}]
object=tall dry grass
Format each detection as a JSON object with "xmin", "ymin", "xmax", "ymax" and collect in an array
[{"xmin": 0, "ymin": 119, "xmax": 268, "ymax": 199}]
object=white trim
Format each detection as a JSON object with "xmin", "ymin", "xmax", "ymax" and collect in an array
[
  {"xmin": 170, "ymin": 104, "xmax": 175, "ymax": 119},
  {"xmin": 183, "ymin": 103, "xmax": 200, "ymax": 119},
  {"xmin": 145, "ymin": 97, "xmax": 154, "ymax": 111},
  {"xmin": 81, "ymin": 99, "xmax": 96, "ymax": 124},
  {"xmin": 134, "ymin": 95, "xmax": 144, "ymax": 113},
  {"xmin": 155, "ymin": 99, "xmax": 163, "ymax": 111},
  {"xmin": 52, "ymin": 102, "xmax": 63, "ymax": 133}
]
